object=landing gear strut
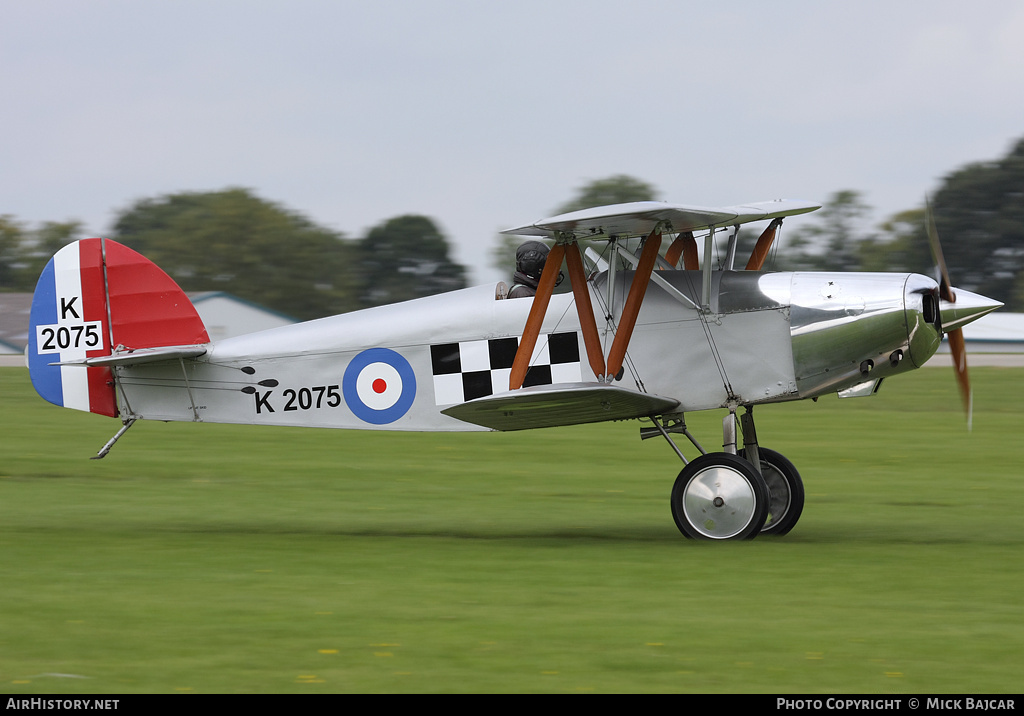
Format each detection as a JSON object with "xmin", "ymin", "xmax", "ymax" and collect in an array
[{"xmin": 648, "ymin": 406, "xmax": 805, "ymax": 540}]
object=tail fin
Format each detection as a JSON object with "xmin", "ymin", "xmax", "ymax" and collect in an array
[{"xmin": 28, "ymin": 238, "xmax": 210, "ymax": 417}]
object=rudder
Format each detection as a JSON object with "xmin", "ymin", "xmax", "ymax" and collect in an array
[{"xmin": 28, "ymin": 238, "xmax": 210, "ymax": 417}]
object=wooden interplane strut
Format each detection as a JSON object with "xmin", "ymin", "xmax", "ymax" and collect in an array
[
  {"xmin": 509, "ymin": 243, "xmax": 565, "ymax": 390},
  {"xmin": 745, "ymin": 218, "xmax": 782, "ymax": 271},
  {"xmin": 509, "ymin": 231, "xmax": 663, "ymax": 391},
  {"xmin": 564, "ymin": 242, "xmax": 606, "ymax": 381},
  {"xmin": 664, "ymin": 231, "xmax": 698, "ymax": 269},
  {"xmin": 605, "ymin": 231, "xmax": 662, "ymax": 379}
]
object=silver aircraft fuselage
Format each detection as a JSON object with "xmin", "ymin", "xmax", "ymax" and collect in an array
[{"xmin": 115, "ymin": 268, "xmax": 965, "ymax": 432}]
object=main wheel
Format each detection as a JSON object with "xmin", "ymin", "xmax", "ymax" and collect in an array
[
  {"xmin": 670, "ymin": 452, "xmax": 769, "ymax": 540},
  {"xmin": 741, "ymin": 447, "xmax": 805, "ymax": 536}
]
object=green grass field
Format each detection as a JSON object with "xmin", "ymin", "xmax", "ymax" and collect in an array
[{"xmin": 1, "ymin": 366, "xmax": 1022, "ymax": 693}]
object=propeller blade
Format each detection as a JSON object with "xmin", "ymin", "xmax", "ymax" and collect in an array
[
  {"xmin": 925, "ymin": 197, "xmax": 955, "ymax": 303},
  {"xmin": 926, "ymin": 197, "xmax": 977, "ymax": 428},
  {"xmin": 947, "ymin": 327, "xmax": 972, "ymax": 429}
]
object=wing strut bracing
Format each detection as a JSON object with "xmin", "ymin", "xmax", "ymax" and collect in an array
[
  {"xmin": 509, "ymin": 243, "xmax": 566, "ymax": 390},
  {"xmin": 606, "ymin": 230, "xmax": 662, "ymax": 380},
  {"xmin": 745, "ymin": 218, "xmax": 782, "ymax": 271},
  {"xmin": 564, "ymin": 241, "xmax": 606, "ymax": 381},
  {"xmin": 663, "ymin": 231, "xmax": 698, "ymax": 270},
  {"xmin": 509, "ymin": 228, "xmax": 663, "ymax": 390}
]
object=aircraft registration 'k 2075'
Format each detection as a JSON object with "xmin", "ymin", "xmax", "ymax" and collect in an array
[{"xmin": 28, "ymin": 199, "xmax": 1002, "ymax": 540}]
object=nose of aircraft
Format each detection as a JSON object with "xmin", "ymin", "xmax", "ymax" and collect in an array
[
  {"xmin": 904, "ymin": 277, "xmax": 1003, "ymax": 368},
  {"xmin": 939, "ymin": 287, "xmax": 1004, "ymax": 333},
  {"xmin": 905, "ymin": 273, "xmax": 943, "ymax": 368}
]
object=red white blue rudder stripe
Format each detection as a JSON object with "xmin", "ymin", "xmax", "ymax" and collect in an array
[
  {"xmin": 29, "ymin": 239, "xmax": 117, "ymax": 416},
  {"xmin": 29, "ymin": 238, "xmax": 210, "ymax": 418}
]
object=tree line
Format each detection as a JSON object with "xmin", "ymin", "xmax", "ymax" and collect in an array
[
  {"xmin": 770, "ymin": 135, "xmax": 1024, "ymax": 313},
  {"xmin": 0, "ymin": 189, "xmax": 467, "ymax": 320},
  {"xmin": 3, "ymin": 136, "xmax": 1023, "ymax": 316}
]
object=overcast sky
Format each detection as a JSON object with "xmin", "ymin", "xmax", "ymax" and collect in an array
[{"xmin": 4, "ymin": 1, "xmax": 1024, "ymax": 284}]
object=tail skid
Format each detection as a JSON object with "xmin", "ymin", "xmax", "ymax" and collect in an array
[{"xmin": 91, "ymin": 418, "xmax": 136, "ymax": 460}]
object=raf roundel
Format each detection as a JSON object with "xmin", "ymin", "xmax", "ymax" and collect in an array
[{"xmin": 342, "ymin": 348, "xmax": 417, "ymax": 424}]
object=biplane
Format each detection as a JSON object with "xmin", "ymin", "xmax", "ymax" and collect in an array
[{"xmin": 27, "ymin": 199, "xmax": 1002, "ymax": 540}]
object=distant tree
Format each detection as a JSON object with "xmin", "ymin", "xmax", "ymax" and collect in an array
[
  {"xmin": 355, "ymin": 215, "xmax": 467, "ymax": 308},
  {"xmin": 1014, "ymin": 271, "xmax": 1024, "ymax": 311},
  {"xmin": 774, "ymin": 190, "xmax": 875, "ymax": 272},
  {"xmin": 0, "ymin": 216, "xmax": 27, "ymax": 290},
  {"xmin": 916, "ymin": 137, "xmax": 1024, "ymax": 310},
  {"xmin": 29, "ymin": 221, "xmax": 84, "ymax": 278},
  {"xmin": 553, "ymin": 174, "xmax": 660, "ymax": 215},
  {"xmin": 0, "ymin": 216, "xmax": 82, "ymax": 291},
  {"xmin": 857, "ymin": 208, "xmax": 930, "ymax": 273},
  {"xmin": 112, "ymin": 188, "xmax": 356, "ymax": 320}
]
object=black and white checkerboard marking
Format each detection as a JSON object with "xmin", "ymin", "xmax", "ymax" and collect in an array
[{"xmin": 431, "ymin": 332, "xmax": 582, "ymax": 405}]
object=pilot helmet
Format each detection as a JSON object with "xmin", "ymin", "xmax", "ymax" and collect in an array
[{"xmin": 516, "ymin": 241, "xmax": 550, "ymax": 280}]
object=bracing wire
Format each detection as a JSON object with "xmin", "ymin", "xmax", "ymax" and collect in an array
[
  {"xmin": 768, "ymin": 221, "xmax": 784, "ymax": 271},
  {"xmin": 681, "ymin": 270, "xmax": 734, "ymax": 397},
  {"xmin": 587, "ymin": 241, "xmax": 648, "ymax": 393}
]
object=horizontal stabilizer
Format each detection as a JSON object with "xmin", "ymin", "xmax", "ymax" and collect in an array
[
  {"xmin": 51, "ymin": 345, "xmax": 208, "ymax": 368},
  {"xmin": 441, "ymin": 382, "xmax": 680, "ymax": 431}
]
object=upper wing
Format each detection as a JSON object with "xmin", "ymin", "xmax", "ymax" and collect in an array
[{"xmin": 502, "ymin": 199, "xmax": 820, "ymax": 240}]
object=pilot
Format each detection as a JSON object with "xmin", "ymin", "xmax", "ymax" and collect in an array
[{"xmin": 508, "ymin": 241, "xmax": 550, "ymax": 298}]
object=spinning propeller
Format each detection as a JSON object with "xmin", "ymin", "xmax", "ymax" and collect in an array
[
  {"xmin": 925, "ymin": 197, "xmax": 970, "ymax": 425},
  {"xmin": 925, "ymin": 198, "xmax": 1002, "ymax": 429}
]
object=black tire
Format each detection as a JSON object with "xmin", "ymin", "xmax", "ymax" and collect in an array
[
  {"xmin": 670, "ymin": 452, "xmax": 769, "ymax": 540},
  {"xmin": 741, "ymin": 447, "xmax": 805, "ymax": 536}
]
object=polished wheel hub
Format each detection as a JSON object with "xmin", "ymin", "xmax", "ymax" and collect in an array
[{"xmin": 682, "ymin": 466, "xmax": 758, "ymax": 539}]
